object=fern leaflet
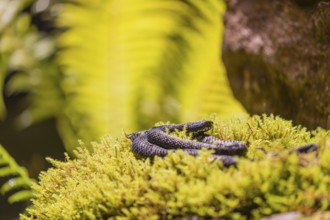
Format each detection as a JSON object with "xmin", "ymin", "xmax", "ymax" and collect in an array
[{"xmin": 0, "ymin": 144, "xmax": 35, "ymax": 203}]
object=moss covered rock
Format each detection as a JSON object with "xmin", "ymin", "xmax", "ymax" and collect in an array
[
  {"xmin": 21, "ymin": 115, "xmax": 330, "ymax": 219},
  {"xmin": 223, "ymin": 0, "xmax": 330, "ymax": 129}
]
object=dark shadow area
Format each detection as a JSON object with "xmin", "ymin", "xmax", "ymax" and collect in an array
[{"xmin": 0, "ymin": 93, "xmax": 65, "ymax": 219}]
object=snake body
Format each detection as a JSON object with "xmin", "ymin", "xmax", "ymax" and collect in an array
[
  {"xmin": 128, "ymin": 120, "xmax": 319, "ymax": 167},
  {"xmin": 128, "ymin": 120, "xmax": 247, "ymax": 166}
]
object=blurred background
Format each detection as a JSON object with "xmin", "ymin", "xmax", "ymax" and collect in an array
[{"xmin": 0, "ymin": 0, "xmax": 329, "ymax": 218}]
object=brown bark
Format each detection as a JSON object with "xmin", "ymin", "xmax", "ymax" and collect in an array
[{"xmin": 223, "ymin": 0, "xmax": 330, "ymax": 129}]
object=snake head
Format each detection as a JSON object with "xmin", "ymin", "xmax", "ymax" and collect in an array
[
  {"xmin": 185, "ymin": 120, "xmax": 213, "ymax": 133},
  {"xmin": 126, "ymin": 131, "xmax": 144, "ymax": 142}
]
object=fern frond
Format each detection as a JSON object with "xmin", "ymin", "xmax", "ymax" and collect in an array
[
  {"xmin": 56, "ymin": 0, "xmax": 116, "ymax": 151},
  {"xmin": 0, "ymin": 144, "xmax": 35, "ymax": 204},
  {"xmin": 57, "ymin": 0, "xmax": 245, "ymax": 152}
]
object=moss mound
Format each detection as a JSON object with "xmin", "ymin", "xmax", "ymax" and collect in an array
[{"xmin": 21, "ymin": 115, "xmax": 330, "ymax": 219}]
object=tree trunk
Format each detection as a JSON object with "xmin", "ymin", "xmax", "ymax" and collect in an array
[{"xmin": 223, "ymin": 0, "xmax": 330, "ymax": 129}]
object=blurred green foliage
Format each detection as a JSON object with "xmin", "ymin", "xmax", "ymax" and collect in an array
[
  {"xmin": 0, "ymin": 0, "xmax": 32, "ymax": 118},
  {"xmin": 20, "ymin": 115, "xmax": 330, "ymax": 219},
  {"xmin": 55, "ymin": 0, "xmax": 245, "ymax": 152},
  {"xmin": 0, "ymin": 0, "xmax": 57, "ymax": 120},
  {"xmin": 1, "ymin": 0, "xmax": 245, "ymax": 154}
]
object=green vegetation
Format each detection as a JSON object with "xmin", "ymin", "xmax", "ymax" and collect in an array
[
  {"xmin": 54, "ymin": 0, "xmax": 245, "ymax": 152},
  {"xmin": 1, "ymin": 0, "xmax": 245, "ymax": 155},
  {"xmin": 0, "ymin": 0, "xmax": 58, "ymax": 121},
  {"xmin": 21, "ymin": 115, "xmax": 330, "ymax": 219},
  {"xmin": 0, "ymin": 145, "xmax": 35, "ymax": 204},
  {"xmin": 0, "ymin": 1, "xmax": 328, "ymax": 218}
]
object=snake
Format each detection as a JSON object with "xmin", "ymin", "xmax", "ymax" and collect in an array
[
  {"xmin": 127, "ymin": 120, "xmax": 247, "ymax": 167},
  {"xmin": 127, "ymin": 120, "xmax": 318, "ymax": 167}
]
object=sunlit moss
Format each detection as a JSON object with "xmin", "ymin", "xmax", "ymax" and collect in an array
[{"xmin": 21, "ymin": 115, "xmax": 330, "ymax": 219}]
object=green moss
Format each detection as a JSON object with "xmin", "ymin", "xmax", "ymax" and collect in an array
[{"xmin": 21, "ymin": 115, "xmax": 330, "ymax": 219}]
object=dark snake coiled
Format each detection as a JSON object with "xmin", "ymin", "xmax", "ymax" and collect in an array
[
  {"xmin": 128, "ymin": 120, "xmax": 247, "ymax": 167},
  {"xmin": 128, "ymin": 120, "xmax": 319, "ymax": 167}
]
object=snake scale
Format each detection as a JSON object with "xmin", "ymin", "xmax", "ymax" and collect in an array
[{"xmin": 128, "ymin": 120, "xmax": 318, "ymax": 167}]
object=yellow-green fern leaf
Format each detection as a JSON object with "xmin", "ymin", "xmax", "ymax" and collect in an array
[
  {"xmin": 174, "ymin": 1, "xmax": 245, "ymax": 121},
  {"xmin": 0, "ymin": 144, "xmax": 35, "ymax": 204},
  {"xmin": 56, "ymin": 0, "xmax": 117, "ymax": 151},
  {"xmin": 57, "ymin": 0, "xmax": 245, "ymax": 153}
]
